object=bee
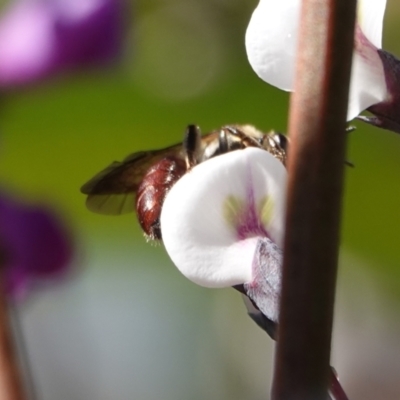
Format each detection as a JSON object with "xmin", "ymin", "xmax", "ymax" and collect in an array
[{"xmin": 81, "ymin": 124, "xmax": 288, "ymax": 240}]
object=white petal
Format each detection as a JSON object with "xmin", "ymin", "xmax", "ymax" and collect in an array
[
  {"xmin": 160, "ymin": 147, "xmax": 287, "ymax": 288},
  {"xmin": 245, "ymin": 1, "xmax": 388, "ymax": 119},
  {"xmin": 245, "ymin": 0, "xmax": 300, "ymax": 91},
  {"xmin": 358, "ymin": 0, "xmax": 386, "ymax": 48},
  {"xmin": 347, "ymin": 28, "xmax": 387, "ymax": 120}
]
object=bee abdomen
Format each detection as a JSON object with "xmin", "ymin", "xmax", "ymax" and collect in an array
[{"xmin": 136, "ymin": 157, "xmax": 186, "ymax": 240}]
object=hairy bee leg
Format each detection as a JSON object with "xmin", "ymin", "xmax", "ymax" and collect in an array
[
  {"xmin": 224, "ymin": 126, "xmax": 262, "ymax": 148},
  {"xmin": 183, "ymin": 125, "xmax": 202, "ymax": 169}
]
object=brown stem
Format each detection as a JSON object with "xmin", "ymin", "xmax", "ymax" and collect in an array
[
  {"xmin": 329, "ymin": 368, "xmax": 349, "ymax": 400},
  {"xmin": 0, "ymin": 263, "xmax": 26, "ymax": 400},
  {"xmin": 271, "ymin": 0, "xmax": 356, "ymax": 399}
]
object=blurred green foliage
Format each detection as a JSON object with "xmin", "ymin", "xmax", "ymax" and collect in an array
[
  {"xmin": 0, "ymin": 2, "xmax": 400, "ymax": 399},
  {"xmin": 0, "ymin": 0, "xmax": 399, "ymax": 290}
]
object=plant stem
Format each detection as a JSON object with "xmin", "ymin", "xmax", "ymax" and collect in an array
[
  {"xmin": 9, "ymin": 304, "xmax": 37, "ymax": 400},
  {"xmin": 329, "ymin": 368, "xmax": 349, "ymax": 400},
  {"xmin": 0, "ymin": 283, "xmax": 26, "ymax": 400},
  {"xmin": 271, "ymin": 0, "xmax": 356, "ymax": 399}
]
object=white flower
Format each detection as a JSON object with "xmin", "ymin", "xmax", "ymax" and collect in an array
[
  {"xmin": 160, "ymin": 147, "xmax": 286, "ymax": 320},
  {"xmin": 245, "ymin": 0, "xmax": 389, "ymax": 121}
]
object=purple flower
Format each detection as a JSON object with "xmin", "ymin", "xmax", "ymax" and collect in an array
[
  {"xmin": 0, "ymin": 193, "xmax": 73, "ymax": 300},
  {"xmin": 0, "ymin": 0, "xmax": 125, "ymax": 87}
]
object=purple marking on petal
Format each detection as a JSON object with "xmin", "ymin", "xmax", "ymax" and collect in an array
[
  {"xmin": 366, "ymin": 49, "xmax": 400, "ymax": 134},
  {"xmin": 354, "ymin": 24, "xmax": 378, "ymax": 60},
  {"xmin": 235, "ymin": 162, "xmax": 270, "ymax": 240},
  {"xmin": 0, "ymin": 193, "xmax": 73, "ymax": 300}
]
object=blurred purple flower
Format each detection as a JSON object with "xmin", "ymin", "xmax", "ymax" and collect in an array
[
  {"xmin": 0, "ymin": 0, "xmax": 125, "ymax": 87},
  {"xmin": 0, "ymin": 193, "xmax": 73, "ymax": 300}
]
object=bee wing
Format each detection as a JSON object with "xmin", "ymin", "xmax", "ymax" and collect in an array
[
  {"xmin": 81, "ymin": 144, "xmax": 183, "ymax": 215},
  {"xmin": 85, "ymin": 193, "xmax": 137, "ymax": 215}
]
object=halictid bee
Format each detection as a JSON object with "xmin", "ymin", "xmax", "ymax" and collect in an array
[{"xmin": 81, "ymin": 125, "xmax": 288, "ymax": 240}]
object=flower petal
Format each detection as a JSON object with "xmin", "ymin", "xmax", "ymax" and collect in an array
[
  {"xmin": 160, "ymin": 147, "xmax": 287, "ymax": 288},
  {"xmin": 347, "ymin": 27, "xmax": 388, "ymax": 120},
  {"xmin": 0, "ymin": 194, "xmax": 73, "ymax": 300},
  {"xmin": 244, "ymin": 237, "xmax": 282, "ymax": 324},
  {"xmin": 245, "ymin": 0, "xmax": 389, "ymax": 120},
  {"xmin": 0, "ymin": 0, "xmax": 124, "ymax": 87},
  {"xmin": 52, "ymin": 0, "xmax": 124, "ymax": 69},
  {"xmin": 358, "ymin": 0, "xmax": 386, "ymax": 48},
  {"xmin": 242, "ymin": 294, "xmax": 277, "ymax": 338},
  {"xmin": 362, "ymin": 49, "xmax": 400, "ymax": 134},
  {"xmin": 245, "ymin": 0, "xmax": 300, "ymax": 91},
  {"xmin": 0, "ymin": 2, "xmax": 54, "ymax": 85}
]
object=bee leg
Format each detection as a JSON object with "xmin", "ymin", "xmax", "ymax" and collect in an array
[
  {"xmin": 224, "ymin": 126, "xmax": 261, "ymax": 148},
  {"xmin": 150, "ymin": 221, "xmax": 162, "ymax": 240},
  {"xmin": 183, "ymin": 125, "xmax": 202, "ymax": 169},
  {"xmin": 218, "ymin": 129, "xmax": 229, "ymax": 154},
  {"xmin": 345, "ymin": 126, "xmax": 355, "ymax": 167},
  {"xmin": 346, "ymin": 125, "xmax": 356, "ymax": 133},
  {"xmin": 345, "ymin": 160, "xmax": 355, "ymax": 168}
]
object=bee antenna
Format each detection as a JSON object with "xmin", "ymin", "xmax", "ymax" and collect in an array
[
  {"xmin": 183, "ymin": 125, "xmax": 202, "ymax": 168},
  {"xmin": 219, "ymin": 129, "xmax": 229, "ymax": 153}
]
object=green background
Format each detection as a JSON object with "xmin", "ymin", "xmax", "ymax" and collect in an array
[{"xmin": 1, "ymin": 1, "xmax": 400, "ymax": 399}]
